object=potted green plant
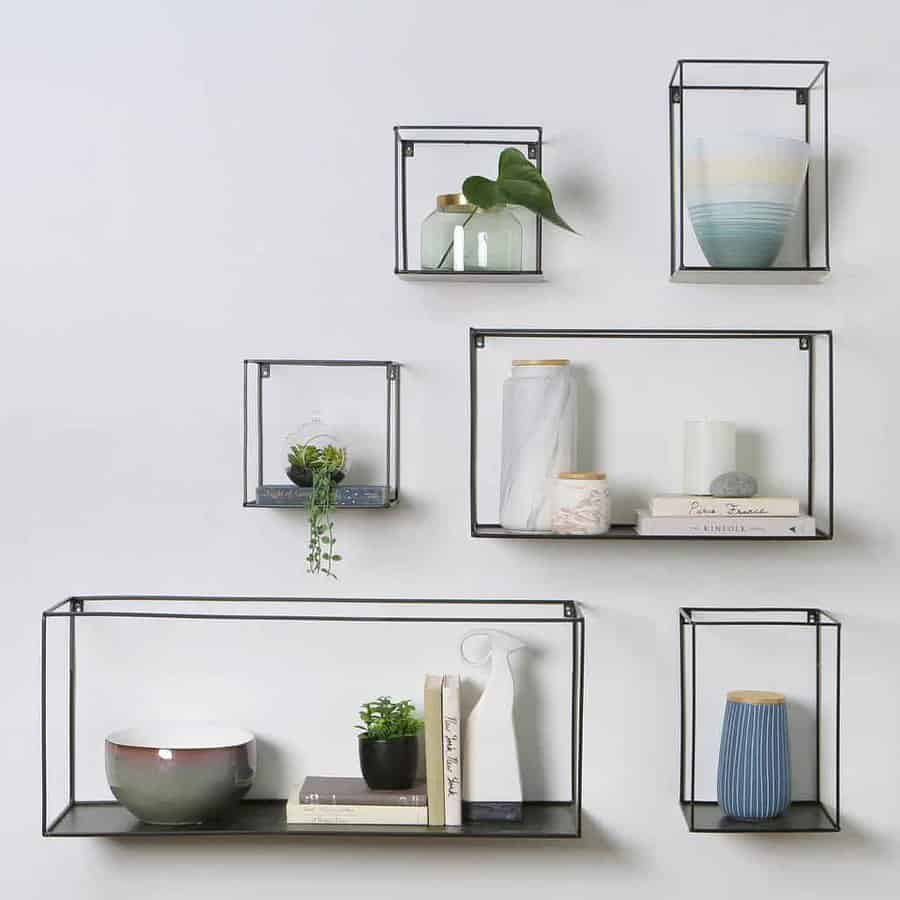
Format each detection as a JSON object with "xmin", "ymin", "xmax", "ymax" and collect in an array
[
  {"xmin": 286, "ymin": 441, "xmax": 348, "ymax": 578},
  {"xmin": 355, "ymin": 696, "xmax": 423, "ymax": 790}
]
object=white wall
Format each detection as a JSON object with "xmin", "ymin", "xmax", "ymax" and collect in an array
[{"xmin": 3, "ymin": 1, "xmax": 899, "ymax": 897}]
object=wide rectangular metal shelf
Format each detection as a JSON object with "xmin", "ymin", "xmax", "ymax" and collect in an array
[
  {"xmin": 46, "ymin": 800, "xmax": 579, "ymax": 839},
  {"xmin": 671, "ymin": 267, "xmax": 830, "ymax": 285},
  {"xmin": 473, "ymin": 524, "xmax": 831, "ymax": 541},
  {"xmin": 681, "ymin": 801, "xmax": 839, "ymax": 833}
]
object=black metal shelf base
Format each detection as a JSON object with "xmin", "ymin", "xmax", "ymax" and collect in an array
[
  {"xmin": 46, "ymin": 800, "xmax": 579, "ymax": 839},
  {"xmin": 681, "ymin": 801, "xmax": 839, "ymax": 833},
  {"xmin": 473, "ymin": 524, "xmax": 832, "ymax": 541}
]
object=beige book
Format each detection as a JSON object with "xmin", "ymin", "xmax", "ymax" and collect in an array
[{"xmin": 424, "ymin": 674, "xmax": 445, "ymax": 826}]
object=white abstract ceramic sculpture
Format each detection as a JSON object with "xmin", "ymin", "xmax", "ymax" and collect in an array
[
  {"xmin": 460, "ymin": 629, "xmax": 525, "ymax": 822},
  {"xmin": 500, "ymin": 360, "xmax": 577, "ymax": 531}
]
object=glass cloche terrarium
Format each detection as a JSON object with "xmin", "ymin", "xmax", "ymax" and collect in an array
[{"xmin": 284, "ymin": 413, "xmax": 350, "ymax": 488}]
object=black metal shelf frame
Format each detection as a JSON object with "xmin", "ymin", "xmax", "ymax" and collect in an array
[
  {"xmin": 394, "ymin": 126, "xmax": 544, "ymax": 279},
  {"xmin": 41, "ymin": 596, "xmax": 585, "ymax": 839},
  {"xmin": 469, "ymin": 329, "xmax": 834, "ymax": 541},
  {"xmin": 242, "ymin": 359, "xmax": 400, "ymax": 509},
  {"xmin": 679, "ymin": 608, "xmax": 841, "ymax": 833},
  {"xmin": 669, "ymin": 59, "xmax": 830, "ymax": 283}
]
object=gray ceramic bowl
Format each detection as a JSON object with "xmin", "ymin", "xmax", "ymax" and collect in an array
[{"xmin": 105, "ymin": 723, "xmax": 256, "ymax": 825}]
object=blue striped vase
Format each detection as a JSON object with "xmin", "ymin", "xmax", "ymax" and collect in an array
[{"xmin": 717, "ymin": 691, "xmax": 791, "ymax": 821}]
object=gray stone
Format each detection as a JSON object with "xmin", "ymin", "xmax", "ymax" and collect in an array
[{"xmin": 710, "ymin": 471, "xmax": 758, "ymax": 498}]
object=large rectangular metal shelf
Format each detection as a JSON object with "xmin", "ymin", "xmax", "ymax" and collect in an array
[
  {"xmin": 680, "ymin": 801, "xmax": 838, "ymax": 833},
  {"xmin": 47, "ymin": 800, "xmax": 579, "ymax": 839},
  {"xmin": 42, "ymin": 597, "xmax": 585, "ymax": 842},
  {"xmin": 473, "ymin": 524, "xmax": 831, "ymax": 541}
]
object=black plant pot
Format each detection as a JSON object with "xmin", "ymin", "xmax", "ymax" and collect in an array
[
  {"xmin": 358, "ymin": 736, "xmax": 418, "ymax": 790},
  {"xmin": 286, "ymin": 466, "xmax": 345, "ymax": 488}
]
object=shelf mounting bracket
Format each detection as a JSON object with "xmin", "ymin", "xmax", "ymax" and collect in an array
[
  {"xmin": 799, "ymin": 336, "xmax": 810, "ymax": 351},
  {"xmin": 796, "ymin": 88, "xmax": 808, "ymax": 106},
  {"xmin": 670, "ymin": 86, "xmax": 682, "ymax": 104},
  {"xmin": 402, "ymin": 141, "xmax": 414, "ymax": 158},
  {"xmin": 260, "ymin": 363, "xmax": 270, "ymax": 378},
  {"xmin": 474, "ymin": 334, "xmax": 485, "ymax": 349}
]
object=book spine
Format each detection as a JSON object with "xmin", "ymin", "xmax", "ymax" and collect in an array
[
  {"xmin": 286, "ymin": 804, "xmax": 428, "ymax": 825},
  {"xmin": 649, "ymin": 497, "xmax": 801, "ymax": 517},
  {"xmin": 637, "ymin": 512, "xmax": 816, "ymax": 537},
  {"xmin": 424, "ymin": 674, "xmax": 445, "ymax": 826},
  {"xmin": 442, "ymin": 675, "xmax": 462, "ymax": 827},
  {"xmin": 298, "ymin": 792, "xmax": 425, "ymax": 807}
]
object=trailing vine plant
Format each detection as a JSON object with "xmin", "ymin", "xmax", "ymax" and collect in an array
[{"xmin": 287, "ymin": 443, "xmax": 347, "ymax": 577}]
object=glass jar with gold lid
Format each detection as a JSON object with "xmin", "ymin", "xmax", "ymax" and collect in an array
[{"xmin": 421, "ymin": 193, "xmax": 523, "ymax": 272}]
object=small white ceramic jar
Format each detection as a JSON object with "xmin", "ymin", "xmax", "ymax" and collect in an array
[{"xmin": 550, "ymin": 472, "xmax": 610, "ymax": 535}]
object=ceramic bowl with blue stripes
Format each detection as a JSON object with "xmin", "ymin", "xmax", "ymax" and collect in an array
[
  {"xmin": 686, "ymin": 136, "xmax": 810, "ymax": 269},
  {"xmin": 717, "ymin": 690, "xmax": 791, "ymax": 821}
]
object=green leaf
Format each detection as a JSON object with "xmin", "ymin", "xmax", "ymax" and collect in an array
[{"xmin": 462, "ymin": 147, "xmax": 577, "ymax": 234}]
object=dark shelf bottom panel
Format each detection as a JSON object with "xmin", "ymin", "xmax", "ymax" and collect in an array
[
  {"xmin": 473, "ymin": 524, "xmax": 831, "ymax": 541},
  {"xmin": 46, "ymin": 800, "xmax": 580, "ymax": 839},
  {"xmin": 681, "ymin": 801, "xmax": 839, "ymax": 833}
]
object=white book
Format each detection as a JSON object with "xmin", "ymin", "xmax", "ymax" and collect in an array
[
  {"xmin": 649, "ymin": 495, "xmax": 801, "ymax": 517},
  {"xmin": 636, "ymin": 510, "xmax": 817, "ymax": 537},
  {"xmin": 286, "ymin": 803, "xmax": 428, "ymax": 825},
  {"xmin": 442, "ymin": 674, "xmax": 462, "ymax": 826}
]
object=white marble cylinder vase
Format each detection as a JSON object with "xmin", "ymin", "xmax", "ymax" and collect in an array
[
  {"xmin": 683, "ymin": 419, "xmax": 736, "ymax": 495},
  {"xmin": 500, "ymin": 360, "xmax": 577, "ymax": 531}
]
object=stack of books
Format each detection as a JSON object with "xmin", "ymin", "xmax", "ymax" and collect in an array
[
  {"xmin": 636, "ymin": 495, "xmax": 815, "ymax": 537},
  {"xmin": 285, "ymin": 673, "xmax": 462, "ymax": 827},
  {"xmin": 287, "ymin": 776, "xmax": 427, "ymax": 825}
]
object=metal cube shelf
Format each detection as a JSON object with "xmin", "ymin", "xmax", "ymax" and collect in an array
[
  {"xmin": 470, "ymin": 329, "xmax": 834, "ymax": 540},
  {"xmin": 679, "ymin": 608, "xmax": 841, "ymax": 833},
  {"xmin": 242, "ymin": 359, "xmax": 400, "ymax": 509},
  {"xmin": 42, "ymin": 597, "xmax": 585, "ymax": 839},
  {"xmin": 669, "ymin": 60, "xmax": 830, "ymax": 284},
  {"xmin": 394, "ymin": 126, "xmax": 545, "ymax": 281}
]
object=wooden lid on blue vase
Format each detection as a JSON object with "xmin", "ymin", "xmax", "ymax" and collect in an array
[{"xmin": 727, "ymin": 690, "xmax": 785, "ymax": 705}]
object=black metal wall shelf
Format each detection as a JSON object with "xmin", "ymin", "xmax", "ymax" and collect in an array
[
  {"xmin": 42, "ymin": 597, "xmax": 585, "ymax": 840},
  {"xmin": 394, "ymin": 126, "xmax": 545, "ymax": 280},
  {"xmin": 669, "ymin": 60, "xmax": 830, "ymax": 284},
  {"xmin": 242, "ymin": 360, "xmax": 400, "ymax": 509},
  {"xmin": 679, "ymin": 608, "xmax": 841, "ymax": 833},
  {"xmin": 470, "ymin": 329, "xmax": 834, "ymax": 541}
]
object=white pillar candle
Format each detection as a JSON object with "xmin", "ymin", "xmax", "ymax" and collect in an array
[{"xmin": 684, "ymin": 420, "xmax": 736, "ymax": 495}]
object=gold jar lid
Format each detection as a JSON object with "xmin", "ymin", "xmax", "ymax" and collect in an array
[
  {"xmin": 559, "ymin": 472, "xmax": 606, "ymax": 480},
  {"xmin": 511, "ymin": 359, "xmax": 570, "ymax": 367},
  {"xmin": 436, "ymin": 192, "xmax": 475, "ymax": 213},
  {"xmin": 727, "ymin": 690, "xmax": 785, "ymax": 705}
]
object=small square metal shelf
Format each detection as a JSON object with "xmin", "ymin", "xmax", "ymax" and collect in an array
[
  {"xmin": 394, "ymin": 126, "xmax": 545, "ymax": 280},
  {"xmin": 242, "ymin": 360, "xmax": 400, "ymax": 509},
  {"xmin": 669, "ymin": 60, "xmax": 830, "ymax": 283},
  {"xmin": 679, "ymin": 608, "xmax": 841, "ymax": 833},
  {"xmin": 41, "ymin": 597, "xmax": 585, "ymax": 840},
  {"xmin": 470, "ymin": 329, "xmax": 834, "ymax": 540}
]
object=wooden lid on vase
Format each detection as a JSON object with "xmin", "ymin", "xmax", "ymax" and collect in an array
[{"xmin": 727, "ymin": 690, "xmax": 785, "ymax": 705}]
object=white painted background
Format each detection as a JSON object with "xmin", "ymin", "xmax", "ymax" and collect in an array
[{"xmin": 2, "ymin": 1, "xmax": 899, "ymax": 897}]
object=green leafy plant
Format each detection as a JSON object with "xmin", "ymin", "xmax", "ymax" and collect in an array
[
  {"xmin": 463, "ymin": 147, "xmax": 577, "ymax": 233},
  {"xmin": 355, "ymin": 696, "xmax": 423, "ymax": 741},
  {"xmin": 287, "ymin": 442, "xmax": 347, "ymax": 578},
  {"xmin": 434, "ymin": 147, "xmax": 577, "ymax": 268}
]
